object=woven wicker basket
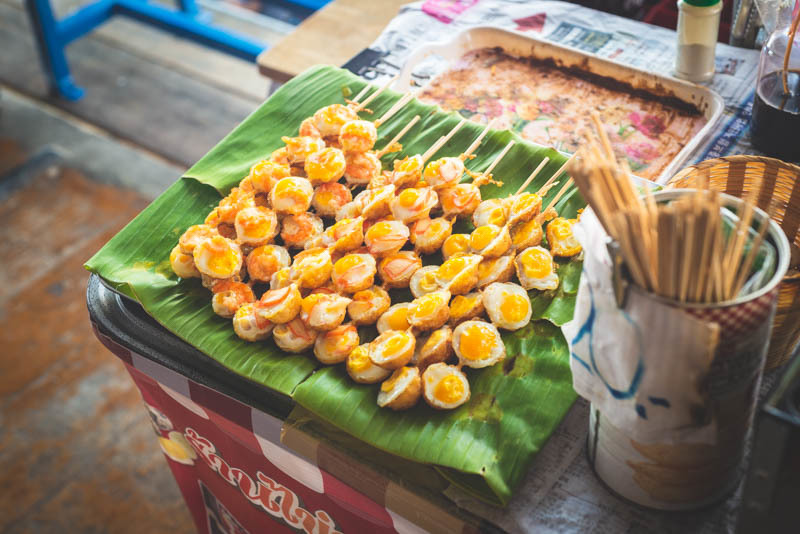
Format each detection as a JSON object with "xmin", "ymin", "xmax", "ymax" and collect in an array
[{"xmin": 668, "ymin": 155, "xmax": 800, "ymax": 369}]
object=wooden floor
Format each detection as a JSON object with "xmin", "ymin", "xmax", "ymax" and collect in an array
[{"xmin": 0, "ymin": 1, "xmax": 296, "ymax": 531}]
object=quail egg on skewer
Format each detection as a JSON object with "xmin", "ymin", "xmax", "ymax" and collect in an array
[
  {"xmin": 515, "ymin": 246, "xmax": 559, "ymax": 291},
  {"xmin": 347, "ymin": 344, "xmax": 392, "ymax": 384},
  {"xmin": 448, "ymin": 292, "xmax": 485, "ymax": 326},
  {"xmin": 416, "ymin": 326, "xmax": 453, "ymax": 371},
  {"xmin": 234, "ymin": 206, "xmax": 279, "ymax": 247},
  {"xmin": 255, "ymin": 283, "xmax": 302, "ymax": 324},
  {"xmin": 314, "ymin": 323, "xmax": 360, "ymax": 365},
  {"xmin": 170, "ymin": 245, "xmax": 200, "ymax": 279},
  {"xmin": 247, "ymin": 245, "xmax": 290, "ymax": 283},
  {"xmin": 390, "ymin": 187, "xmax": 438, "ymax": 224},
  {"xmin": 483, "ymin": 282, "xmax": 532, "ymax": 330},
  {"xmin": 312, "ymin": 182, "xmax": 352, "ymax": 218},
  {"xmin": 377, "ymin": 366, "xmax": 422, "ymax": 410},
  {"xmin": 435, "ymin": 254, "xmax": 482, "ymax": 295},
  {"xmin": 210, "ymin": 280, "xmax": 255, "ymax": 318},
  {"xmin": 389, "ymin": 155, "xmax": 424, "ymax": 189},
  {"xmin": 193, "ymin": 235, "xmax": 243, "ymax": 281},
  {"xmin": 422, "ymin": 156, "xmax": 465, "ymax": 190},
  {"xmin": 339, "ymin": 120, "xmax": 378, "ymax": 153},
  {"xmin": 248, "ymin": 160, "xmax": 291, "ymax": 195},
  {"xmin": 232, "ymin": 303, "xmax": 273, "ymax": 342},
  {"xmin": 438, "ymin": 183, "xmax": 481, "ymax": 219},
  {"xmin": 300, "ymin": 292, "xmax": 351, "ymax": 331},
  {"xmin": 347, "ymin": 285, "xmax": 391, "ymax": 325},
  {"xmin": 270, "ymin": 146, "xmax": 290, "ymax": 166},
  {"xmin": 312, "ymin": 104, "xmax": 359, "ymax": 138},
  {"xmin": 469, "ymin": 224, "xmax": 511, "ymax": 258},
  {"xmin": 506, "ymin": 192, "xmax": 542, "ymax": 227},
  {"xmin": 299, "ymin": 117, "xmax": 321, "ymax": 138},
  {"xmin": 476, "ymin": 253, "xmax": 516, "ymax": 289},
  {"xmin": 365, "ymin": 220, "xmax": 409, "ymax": 257},
  {"xmin": 290, "ymin": 247, "xmax": 333, "ymax": 290},
  {"xmin": 281, "ymin": 136, "xmax": 326, "ymax": 165},
  {"xmin": 361, "ymin": 184, "xmax": 396, "ymax": 219},
  {"xmin": 472, "ymin": 198, "xmax": 508, "ymax": 228},
  {"xmin": 273, "ymin": 317, "xmax": 317, "ymax": 353},
  {"xmin": 441, "ymin": 233, "xmax": 470, "ymax": 260},
  {"xmin": 316, "ymin": 216, "xmax": 364, "ymax": 254},
  {"xmin": 344, "ymin": 151, "xmax": 381, "ymax": 187},
  {"xmin": 422, "ymin": 363, "xmax": 470, "ymax": 410},
  {"xmin": 369, "ymin": 330, "xmax": 416, "ymax": 370},
  {"xmin": 304, "ymin": 147, "xmax": 347, "ymax": 185},
  {"xmin": 269, "ymin": 177, "xmax": 314, "ymax": 216},
  {"xmin": 280, "ymin": 213, "xmax": 323, "ymax": 250},
  {"xmin": 452, "ymin": 320, "xmax": 506, "ymax": 369},
  {"xmin": 332, "ymin": 253, "xmax": 377, "ymax": 294},
  {"xmin": 407, "ymin": 290, "xmax": 451, "ymax": 331},
  {"xmin": 378, "ymin": 251, "xmax": 422, "ymax": 289},
  {"xmin": 409, "ymin": 217, "xmax": 453, "ymax": 255},
  {"xmin": 206, "ymin": 187, "xmax": 256, "ymax": 228},
  {"xmin": 546, "ymin": 217, "xmax": 582, "ymax": 257},
  {"xmin": 270, "ymin": 266, "xmax": 293, "ymax": 290},
  {"xmin": 409, "ymin": 265, "xmax": 441, "ymax": 298},
  {"xmin": 179, "ymin": 224, "xmax": 218, "ymax": 255},
  {"xmin": 511, "ymin": 219, "xmax": 543, "ymax": 250},
  {"xmin": 377, "ymin": 303, "xmax": 411, "ymax": 334}
]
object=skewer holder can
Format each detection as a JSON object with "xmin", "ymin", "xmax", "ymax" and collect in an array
[{"xmin": 567, "ymin": 191, "xmax": 791, "ymax": 510}]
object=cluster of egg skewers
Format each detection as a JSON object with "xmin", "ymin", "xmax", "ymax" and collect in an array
[{"xmin": 169, "ymin": 82, "xmax": 582, "ymax": 411}]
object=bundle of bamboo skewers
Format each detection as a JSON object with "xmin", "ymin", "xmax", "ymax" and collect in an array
[{"xmin": 567, "ymin": 112, "xmax": 773, "ymax": 304}]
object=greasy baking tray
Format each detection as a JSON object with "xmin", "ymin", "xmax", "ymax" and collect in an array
[{"xmin": 394, "ymin": 26, "xmax": 725, "ymax": 184}]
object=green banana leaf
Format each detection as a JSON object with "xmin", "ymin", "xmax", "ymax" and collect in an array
[{"xmin": 85, "ymin": 65, "xmax": 584, "ymax": 505}]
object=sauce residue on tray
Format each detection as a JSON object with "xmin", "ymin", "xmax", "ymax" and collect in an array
[{"xmin": 419, "ymin": 47, "xmax": 706, "ymax": 180}]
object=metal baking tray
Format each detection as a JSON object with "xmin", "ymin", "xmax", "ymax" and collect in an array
[{"xmin": 394, "ymin": 26, "xmax": 725, "ymax": 184}]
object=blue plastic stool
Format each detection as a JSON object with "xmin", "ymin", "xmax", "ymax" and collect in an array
[{"xmin": 24, "ymin": 0, "xmax": 268, "ymax": 100}]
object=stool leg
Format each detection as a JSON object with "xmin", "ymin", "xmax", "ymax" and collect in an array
[{"xmin": 24, "ymin": 0, "xmax": 85, "ymax": 100}]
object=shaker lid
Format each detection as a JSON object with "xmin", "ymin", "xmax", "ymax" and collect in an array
[{"xmin": 682, "ymin": 0, "xmax": 721, "ymax": 6}]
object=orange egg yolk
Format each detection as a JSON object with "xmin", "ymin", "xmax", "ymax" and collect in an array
[
  {"xmin": 514, "ymin": 193, "xmax": 540, "ymax": 212},
  {"xmin": 460, "ymin": 324, "xmax": 495, "ymax": 361},
  {"xmin": 470, "ymin": 226, "xmax": 498, "ymax": 251},
  {"xmin": 383, "ymin": 333, "xmax": 410, "ymax": 356},
  {"xmin": 439, "ymin": 257, "xmax": 467, "ymax": 280},
  {"xmin": 488, "ymin": 207, "xmax": 506, "ymax": 226},
  {"xmin": 301, "ymin": 294, "xmax": 324, "ymax": 315},
  {"xmin": 500, "ymin": 293, "xmax": 529, "ymax": 323},
  {"xmin": 450, "ymin": 295, "xmax": 477, "ymax": 318},
  {"xmin": 335, "ymin": 254, "xmax": 364, "ymax": 275},
  {"xmin": 207, "ymin": 250, "xmax": 239, "ymax": 276},
  {"xmin": 434, "ymin": 374, "xmax": 465, "ymax": 404},
  {"xmin": 381, "ymin": 368, "xmax": 408, "ymax": 392},
  {"xmin": 367, "ymin": 222, "xmax": 393, "ymax": 240},
  {"xmin": 442, "ymin": 235, "xmax": 469, "ymax": 258},
  {"xmin": 521, "ymin": 249, "xmax": 553, "ymax": 279},
  {"xmin": 419, "ymin": 271, "xmax": 439, "ymax": 292},
  {"xmin": 512, "ymin": 220, "xmax": 542, "ymax": 246},
  {"xmin": 274, "ymin": 180, "xmax": 308, "ymax": 203},
  {"xmin": 397, "ymin": 188, "xmax": 420, "ymax": 208},
  {"xmin": 413, "ymin": 293, "xmax": 443, "ymax": 318},
  {"xmin": 348, "ymin": 346, "xmax": 372, "ymax": 372},
  {"xmin": 385, "ymin": 308, "xmax": 410, "ymax": 331},
  {"xmin": 397, "ymin": 156, "xmax": 421, "ymax": 174},
  {"xmin": 550, "ymin": 219, "xmax": 572, "ymax": 239}
]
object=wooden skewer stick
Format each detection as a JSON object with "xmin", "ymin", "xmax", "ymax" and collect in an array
[
  {"xmin": 544, "ymin": 177, "xmax": 574, "ymax": 212},
  {"xmin": 354, "ymin": 74, "xmax": 399, "ymax": 112},
  {"xmin": 475, "ymin": 140, "xmax": 515, "ymax": 185},
  {"xmin": 731, "ymin": 209, "xmax": 773, "ymax": 297},
  {"xmin": 421, "ymin": 118, "xmax": 466, "ymax": 163},
  {"xmin": 350, "ymin": 84, "xmax": 372, "ymax": 105},
  {"xmin": 374, "ymin": 92, "xmax": 415, "ymax": 127},
  {"xmin": 461, "ymin": 120, "xmax": 496, "ymax": 160},
  {"xmin": 375, "ymin": 115, "xmax": 421, "ymax": 158},
  {"xmin": 515, "ymin": 157, "xmax": 551, "ymax": 195},
  {"xmin": 539, "ymin": 152, "xmax": 577, "ymax": 193}
]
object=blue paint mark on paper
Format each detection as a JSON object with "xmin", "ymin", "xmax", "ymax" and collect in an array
[
  {"xmin": 648, "ymin": 396, "xmax": 671, "ymax": 408},
  {"xmin": 636, "ymin": 404, "xmax": 647, "ymax": 419}
]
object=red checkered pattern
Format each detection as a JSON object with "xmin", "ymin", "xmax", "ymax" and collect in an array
[{"xmin": 682, "ymin": 288, "xmax": 778, "ymax": 340}]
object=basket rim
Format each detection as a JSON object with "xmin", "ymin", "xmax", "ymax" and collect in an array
[{"xmin": 668, "ymin": 155, "xmax": 800, "ymax": 185}]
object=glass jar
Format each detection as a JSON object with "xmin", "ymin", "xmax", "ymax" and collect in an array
[
  {"xmin": 749, "ymin": 4, "xmax": 800, "ymax": 162},
  {"xmin": 674, "ymin": 0, "xmax": 723, "ymax": 82}
]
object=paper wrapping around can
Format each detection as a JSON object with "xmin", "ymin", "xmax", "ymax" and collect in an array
[{"xmin": 563, "ymin": 209, "xmax": 720, "ymax": 444}]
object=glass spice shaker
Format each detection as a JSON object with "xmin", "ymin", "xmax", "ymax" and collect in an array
[
  {"xmin": 674, "ymin": 0, "xmax": 723, "ymax": 82},
  {"xmin": 749, "ymin": 3, "xmax": 800, "ymax": 162}
]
